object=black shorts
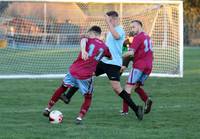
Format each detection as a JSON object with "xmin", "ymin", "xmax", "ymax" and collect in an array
[{"xmin": 95, "ymin": 61, "xmax": 121, "ymax": 81}]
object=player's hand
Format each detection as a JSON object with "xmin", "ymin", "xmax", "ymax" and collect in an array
[
  {"xmin": 120, "ymin": 66, "xmax": 126, "ymax": 74},
  {"xmin": 104, "ymin": 14, "xmax": 111, "ymax": 24},
  {"xmin": 101, "ymin": 32, "xmax": 107, "ymax": 42},
  {"xmin": 81, "ymin": 51, "xmax": 89, "ymax": 60}
]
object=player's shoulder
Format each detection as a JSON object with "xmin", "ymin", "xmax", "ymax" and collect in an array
[
  {"xmin": 95, "ymin": 38, "xmax": 106, "ymax": 45},
  {"xmin": 89, "ymin": 38, "xmax": 106, "ymax": 47},
  {"xmin": 87, "ymin": 38, "xmax": 98, "ymax": 44},
  {"xmin": 115, "ymin": 25, "xmax": 125, "ymax": 32},
  {"xmin": 135, "ymin": 32, "xmax": 149, "ymax": 40},
  {"xmin": 141, "ymin": 32, "xmax": 150, "ymax": 38},
  {"xmin": 144, "ymin": 32, "xmax": 150, "ymax": 38}
]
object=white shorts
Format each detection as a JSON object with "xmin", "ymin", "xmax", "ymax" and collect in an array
[
  {"xmin": 127, "ymin": 68, "xmax": 149, "ymax": 86},
  {"xmin": 63, "ymin": 72, "xmax": 94, "ymax": 95}
]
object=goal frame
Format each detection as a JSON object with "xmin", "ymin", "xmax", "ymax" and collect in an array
[{"xmin": 0, "ymin": 0, "xmax": 183, "ymax": 79}]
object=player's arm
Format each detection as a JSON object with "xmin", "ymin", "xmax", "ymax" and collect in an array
[
  {"xmin": 121, "ymin": 36, "xmax": 140, "ymax": 73},
  {"xmin": 122, "ymin": 54, "xmax": 133, "ymax": 67},
  {"xmin": 105, "ymin": 15, "xmax": 120, "ymax": 40},
  {"xmin": 123, "ymin": 35, "xmax": 141, "ymax": 61},
  {"xmin": 80, "ymin": 38, "xmax": 89, "ymax": 60},
  {"xmin": 120, "ymin": 49, "xmax": 134, "ymax": 74},
  {"xmin": 123, "ymin": 50, "xmax": 134, "ymax": 58}
]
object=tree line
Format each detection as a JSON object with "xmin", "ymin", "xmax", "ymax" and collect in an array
[{"xmin": 184, "ymin": 0, "xmax": 200, "ymax": 46}]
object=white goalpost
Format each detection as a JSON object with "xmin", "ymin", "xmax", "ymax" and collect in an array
[{"xmin": 0, "ymin": 0, "xmax": 183, "ymax": 79}]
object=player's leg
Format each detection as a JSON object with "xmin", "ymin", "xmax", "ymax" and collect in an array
[
  {"xmin": 109, "ymin": 80, "xmax": 132, "ymax": 116},
  {"xmin": 121, "ymin": 93, "xmax": 130, "ymax": 115},
  {"xmin": 120, "ymin": 57, "xmax": 133, "ymax": 115},
  {"xmin": 75, "ymin": 77, "xmax": 94, "ymax": 124},
  {"xmin": 121, "ymin": 85, "xmax": 131, "ymax": 115},
  {"xmin": 121, "ymin": 68, "xmax": 140, "ymax": 114},
  {"xmin": 60, "ymin": 87, "xmax": 79, "ymax": 104},
  {"xmin": 121, "ymin": 68, "xmax": 147, "ymax": 119},
  {"xmin": 121, "ymin": 90, "xmax": 131, "ymax": 115},
  {"xmin": 123, "ymin": 83, "xmax": 143, "ymax": 119},
  {"xmin": 43, "ymin": 84, "xmax": 68, "ymax": 117},
  {"xmin": 135, "ymin": 83, "xmax": 148, "ymax": 103},
  {"xmin": 121, "ymin": 68, "xmax": 141, "ymax": 114},
  {"xmin": 76, "ymin": 93, "xmax": 92, "ymax": 124},
  {"xmin": 135, "ymin": 73, "xmax": 152, "ymax": 114},
  {"xmin": 95, "ymin": 61, "xmax": 106, "ymax": 77},
  {"xmin": 106, "ymin": 65, "xmax": 143, "ymax": 120},
  {"xmin": 118, "ymin": 88, "xmax": 143, "ymax": 120},
  {"xmin": 105, "ymin": 64, "xmax": 122, "ymax": 94},
  {"xmin": 43, "ymin": 72, "xmax": 76, "ymax": 117}
]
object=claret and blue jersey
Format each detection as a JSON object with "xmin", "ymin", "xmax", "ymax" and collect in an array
[{"xmin": 69, "ymin": 37, "xmax": 111, "ymax": 80}]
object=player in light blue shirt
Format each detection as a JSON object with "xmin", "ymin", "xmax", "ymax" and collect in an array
[
  {"xmin": 95, "ymin": 11, "xmax": 144, "ymax": 120},
  {"xmin": 101, "ymin": 25, "xmax": 125, "ymax": 66}
]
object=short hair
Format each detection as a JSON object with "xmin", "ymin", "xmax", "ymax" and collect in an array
[
  {"xmin": 106, "ymin": 11, "xmax": 119, "ymax": 17},
  {"xmin": 88, "ymin": 25, "xmax": 102, "ymax": 35},
  {"xmin": 131, "ymin": 20, "xmax": 143, "ymax": 27}
]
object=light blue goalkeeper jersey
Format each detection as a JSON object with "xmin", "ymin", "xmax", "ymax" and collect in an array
[{"xmin": 101, "ymin": 25, "xmax": 125, "ymax": 67}]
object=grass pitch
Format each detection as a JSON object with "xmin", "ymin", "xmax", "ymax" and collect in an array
[{"xmin": 0, "ymin": 47, "xmax": 200, "ymax": 139}]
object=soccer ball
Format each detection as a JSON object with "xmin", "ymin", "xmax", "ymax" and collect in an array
[{"xmin": 49, "ymin": 110, "xmax": 63, "ymax": 124}]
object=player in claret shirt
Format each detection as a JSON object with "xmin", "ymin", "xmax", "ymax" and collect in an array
[
  {"xmin": 43, "ymin": 25, "xmax": 111, "ymax": 124},
  {"xmin": 120, "ymin": 20, "xmax": 153, "ymax": 115},
  {"xmin": 60, "ymin": 11, "xmax": 144, "ymax": 121}
]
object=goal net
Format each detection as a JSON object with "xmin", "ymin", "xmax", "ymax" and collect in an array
[{"xmin": 0, "ymin": 0, "xmax": 183, "ymax": 79}]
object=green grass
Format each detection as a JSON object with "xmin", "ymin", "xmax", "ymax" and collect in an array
[
  {"xmin": 0, "ymin": 47, "xmax": 200, "ymax": 139},
  {"xmin": 0, "ymin": 47, "xmax": 79, "ymax": 74}
]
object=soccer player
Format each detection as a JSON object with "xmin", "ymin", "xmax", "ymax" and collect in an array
[
  {"xmin": 43, "ymin": 26, "xmax": 111, "ymax": 124},
  {"xmin": 120, "ymin": 32, "xmax": 134, "ymax": 74},
  {"xmin": 122, "ymin": 32, "xmax": 134, "ymax": 54},
  {"xmin": 121, "ymin": 20, "xmax": 153, "ymax": 115},
  {"xmin": 60, "ymin": 11, "xmax": 144, "ymax": 120}
]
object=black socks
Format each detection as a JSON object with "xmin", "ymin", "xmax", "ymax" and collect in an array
[
  {"xmin": 119, "ymin": 90, "xmax": 138, "ymax": 112},
  {"xmin": 65, "ymin": 87, "xmax": 79, "ymax": 99}
]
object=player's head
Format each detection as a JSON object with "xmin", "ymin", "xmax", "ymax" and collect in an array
[
  {"xmin": 106, "ymin": 11, "xmax": 119, "ymax": 26},
  {"xmin": 130, "ymin": 20, "xmax": 143, "ymax": 35},
  {"xmin": 87, "ymin": 25, "xmax": 102, "ymax": 38}
]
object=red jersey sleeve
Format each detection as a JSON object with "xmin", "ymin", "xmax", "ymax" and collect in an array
[{"xmin": 104, "ymin": 47, "xmax": 112, "ymax": 59}]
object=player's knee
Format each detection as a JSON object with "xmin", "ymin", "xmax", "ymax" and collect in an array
[
  {"xmin": 125, "ymin": 84, "xmax": 132, "ymax": 94},
  {"xmin": 84, "ymin": 93, "xmax": 92, "ymax": 99},
  {"xmin": 60, "ymin": 84, "xmax": 68, "ymax": 91},
  {"xmin": 134, "ymin": 84, "xmax": 141, "ymax": 92},
  {"xmin": 110, "ymin": 81, "xmax": 122, "ymax": 94},
  {"xmin": 112, "ymin": 85, "xmax": 122, "ymax": 94},
  {"xmin": 61, "ymin": 84, "xmax": 67, "ymax": 88},
  {"xmin": 135, "ymin": 87, "xmax": 138, "ymax": 92},
  {"xmin": 135, "ymin": 82, "xmax": 141, "ymax": 90}
]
